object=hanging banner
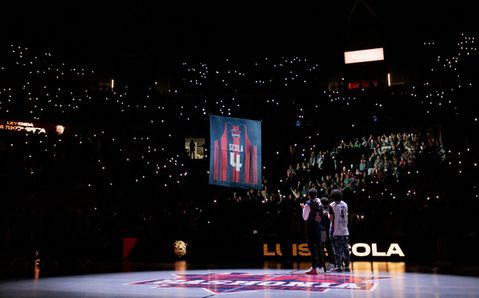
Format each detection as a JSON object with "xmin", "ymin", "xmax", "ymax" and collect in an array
[{"xmin": 209, "ymin": 115, "xmax": 262, "ymax": 189}]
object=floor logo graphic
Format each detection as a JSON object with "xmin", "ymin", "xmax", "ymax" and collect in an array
[{"xmin": 130, "ymin": 272, "xmax": 390, "ymax": 294}]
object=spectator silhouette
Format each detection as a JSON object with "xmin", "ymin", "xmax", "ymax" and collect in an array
[{"xmin": 189, "ymin": 139, "xmax": 196, "ymax": 159}]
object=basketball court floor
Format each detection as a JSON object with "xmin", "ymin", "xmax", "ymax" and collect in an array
[{"xmin": 1, "ymin": 262, "xmax": 478, "ymax": 297}]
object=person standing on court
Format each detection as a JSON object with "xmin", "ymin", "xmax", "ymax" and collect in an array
[
  {"xmin": 329, "ymin": 188, "xmax": 350, "ymax": 272},
  {"xmin": 319, "ymin": 196, "xmax": 335, "ymax": 271},
  {"xmin": 300, "ymin": 188, "xmax": 325, "ymax": 274}
]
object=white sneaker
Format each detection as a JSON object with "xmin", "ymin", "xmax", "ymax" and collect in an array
[{"xmin": 317, "ymin": 267, "xmax": 325, "ymax": 274}]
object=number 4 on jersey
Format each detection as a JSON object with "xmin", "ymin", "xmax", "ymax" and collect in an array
[{"xmin": 230, "ymin": 152, "xmax": 242, "ymax": 172}]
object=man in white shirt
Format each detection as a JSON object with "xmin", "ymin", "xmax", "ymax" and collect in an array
[
  {"xmin": 300, "ymin": 188, "xmax": 325, "ymax": 274},
  {"xmin": 329, "ymin": 189, "xmax": 350, "ymax": 272}
]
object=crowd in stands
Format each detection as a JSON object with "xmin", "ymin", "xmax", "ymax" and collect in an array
[
  {"xmin": 284, "ymin": 132, "xmax": 423, "ymax": 195},
  {"xmin": 0, "ymin": 32, "xmax": 478, "ymax": 273}
]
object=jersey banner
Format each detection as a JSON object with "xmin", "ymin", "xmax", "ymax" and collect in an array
[{"xmin": 209, "ymin": 115, "xmax": 262, "ymax": 189}]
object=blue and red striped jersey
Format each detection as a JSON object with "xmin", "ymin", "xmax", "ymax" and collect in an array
[{"xmin": 209, "ymin": 115, "xmax": 262, "ymax": 189}]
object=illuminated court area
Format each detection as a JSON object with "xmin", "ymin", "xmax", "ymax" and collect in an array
[{"xmin": 1, "ymin": 262, "xmax": 479, "ymax": 297}]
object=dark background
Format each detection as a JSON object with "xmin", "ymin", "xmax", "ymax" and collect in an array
[
  {"xmin": 1, "ymin": 1, "xmax": 474, "ymax": 78},
  {"xmin": 0, "ymin": 1, "xmax": 478, "ymax": 278}
]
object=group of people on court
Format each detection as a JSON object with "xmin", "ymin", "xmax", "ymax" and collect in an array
[{"xmin": 300, "ymin": 188, "xmax": 350, "ymax": 274}]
